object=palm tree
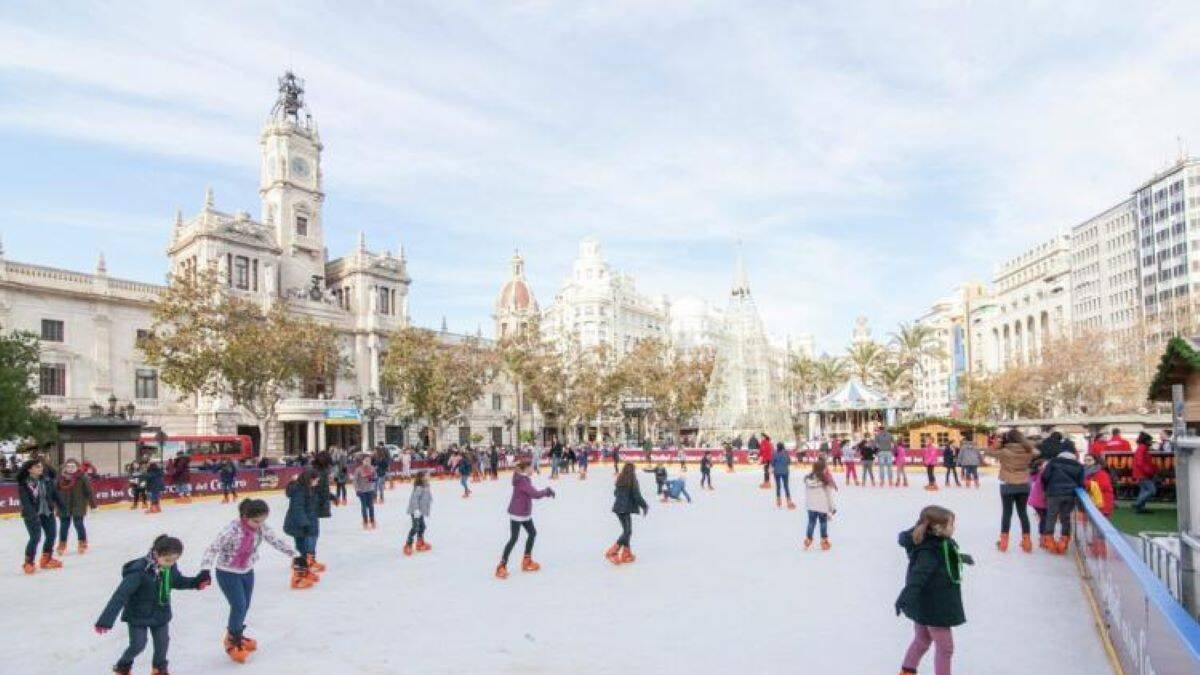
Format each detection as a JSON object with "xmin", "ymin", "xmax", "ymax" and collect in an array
[
  {"xmin": 889, "ymin": 322, "xmax": 947, "ymax": 402},
  {"xmin": 786, "ymin": 355, "xmax": 818, "ymax": 406},
  {"xmin": 813, "ymin": 355, "xmax": 848, "ymax": 396},
  {"xmin": 845, "ymin": 341, "xmax": 887, "ymax": 383},
  {"xmin": 875, "ymin": 359, "xmax": 911, "ymax": 401}
]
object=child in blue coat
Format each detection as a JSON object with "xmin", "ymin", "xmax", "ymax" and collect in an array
[{"xmin": 95, "ymin": 535, "xmax": 210, "ymax": 675}]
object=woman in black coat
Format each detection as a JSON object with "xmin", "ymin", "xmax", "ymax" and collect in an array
[
  {"xmin": 283, "ymin": 470, "xmax": 319, "ymax": 560},
  {"xmin": 17, "ymin": 459, "xmax": 65, "ymax": 573},
  {"xmin": 606, "ymin": 463, "xmax": 649, "ymax": 565}
]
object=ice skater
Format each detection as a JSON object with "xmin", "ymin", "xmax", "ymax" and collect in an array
[
  {"xmin": 578, "ymin": 445, "xmax": 589, "ymax": 480},
  {"xmin": 218, "ymin": 459, "xmax": 240, "ymax": 504},
  {"xmin": 987, "ymin": 430, "xmax": 1036, "ymax": 553},
  {"xmin": 95, "ymin": 535, "xmax": 211, "ymax": 675},
  {"xmin": 607, "ymin": 463, "xmax": 649, "ymax": 565},
  {"xmin": 771, "ymin": 443, "xmax": 794, "ymax": 509},
  {"xmin": 803, "ymin": 458, "xmax": 837, "ymax": 550},
  {"xmin": 282, "ymin": 469, "xmax": 321, "ymax": 589},
  {"xmin": 758, "ymin": 432, "xmax": 774, "ymax": 489},
  {"xmin": 457, "ymin": 451, "xmax": 473, "ymax": 498},
  {"xmin": 724, "ymin": 444, "xmax": 735, "ymax": 473},
  {"xmin": 699, "ymin": 451, "xmax": 713, "ymax": 490},
  {"xmin": 859, "ymin": 438, "xmax": 877, "ymax": 487},
  {"xmin": 895, "ymin": 506, "xmax": 972, "ymax": 675},
  {"xmin": 17, "ymin": 459, "xmax": 64, "ymax": 574},
  {"xmin": 55, "ymin": 458, "xmax": 97, "ymax": 556},
  {"xmin": 843, "ymin": 441, "xmax": 860, "ymax": 486},
  {"xmin": 676, "ymin": 446, "xmax": 687, "ymax": 472},
  {"xmin": 958, "ymin": 434, "xmax": 981, "ymax": 488},
  {"xmin": 941, "ymin": 442, "xmax": 961, "ymax": 487},
  {"xmin": 352, "ymin": 455, "xmax": 378, "ymax": 529},
  {"xmin": 200, "ymin": 499, "xmax": 301, "ymax": 663},
  {"xmin": 1040, "ymin": 441, "xmax": 1084, "ymax": 554},
  {"xmin": 145, "ymin": 462, "xmax": 165, "ymax": 514},
  {"xmin": 332, "ymin": 460, "xmax": 349, "ymax": 506},
  {"xmin": 495, "ymin": 461, "xmax": 555, "ymax": 579},
  {"xmin": 644, "ymin": 462, "xmax": 668, "ymax": 496},
  {"xmin": 404, "ymin": 471, "xmax": 433, "ymax": 556},
  {"xmin": 612, "ymin": 444, "xmax": 621, "ymax": 475},
  {"xmin": 661, "ymin": 475, "xmax": 692, "ymax": 503},
  {"xmin": 921, "ymin": 439, "xmax": 939, "ymax": 491},
  {"xmin": 894, "ymin": 442, "xmax": 909, "ymax": 487}
]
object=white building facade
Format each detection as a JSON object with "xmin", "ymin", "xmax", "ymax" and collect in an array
[
  {"xmin": 541, "ymin": 237, "xmax": 671, "ymax": 357},
  {"xmin": 0, "ymin": 73, "xmax": 523, "ymax": 456},
  {"xmin": 978, "ymin": 235, "xmax": 1073, "ymax": 372},
  {"xmin": 1135, "ymin": 158, "xmax": 1200, "ymax": 347},
  {"xmin": 913, "ymin": 282, "xmax": 988, "ymax": 416},
  {"xmin": 1070, "ymin": 198, "xmax": 1139, "ymax": 340}
]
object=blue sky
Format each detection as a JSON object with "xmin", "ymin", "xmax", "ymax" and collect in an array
[{"xmin": 3, "ymin": 1, "xmax": 1200, "ymax": 352}]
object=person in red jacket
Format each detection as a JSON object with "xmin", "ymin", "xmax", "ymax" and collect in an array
[
  {"xmin": 1106, "ymin": 428, "xmax": 1132, "ymax": 454},
  {"xmin": 758, "ymin": 432, "xmax": 773, "ymax": 489},
  {"xmin": 1132, "ymin": 431, "xmax": 1157, "ymax": 514},
  {"xmin": 1087, "ymin": 433, "xmax": 1107, "ymax": 460},
  {"xmin": 1082, "ymin": 455, "xmax": 1114, "ymax": 517}
]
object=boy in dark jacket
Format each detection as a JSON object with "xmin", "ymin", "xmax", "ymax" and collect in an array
[
  {"xmin": 1040, "ymin": 446, "xmax": 1084, "ymax": 554},
  {"xmin": 643, "ymin": 463, "xmax": 668, "ymax": 495},
  {"xmin": 95, "ymin": 535, "xmax": 210, "ymax": 675},
  {"xmin": 145, "ymin": 463, "xmax": 165, "ymax": 514},
  {"xmin": 17, "ymin": 459, "xmax": 66, "ymax": 573}
]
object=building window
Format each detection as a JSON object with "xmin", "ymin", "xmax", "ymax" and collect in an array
[
  {"xmin": 522, "ymin": 399, "xmax": 533, "ymax": 413},
  {"xmin": 492, "ymin": 394, "xmax": 502, "ymax": 411},
  {"xmin": 40, "ymin": 319, "xmax": 64, "ymax": 342},
  {"xmin": 135, "ymin": 329, "xmax": 152, "ymax": 348},
  {"xmin": 39, "ymin": 363, "xmax": 66, "ymax": 396},
  {"xmin": 234, "ymin": 256, "xmax": 250, "ymax": 290},
  {"xmin": 296, "ymin": 215, "xmax": 308, "ymax": 237},
  {"xmin": 378, "ymin": 286, "xmax": 390, "ymax": 315},
  {"xmin": 458, "ymin": 426, "xmax": 472, "ymax": 446},
  {"xmin": 135, "ymin": 369, "xmax": 159, "ymax": 400},
  {"xmin": 252, "ymin": 259, "xmax": 259, "ymax": 292}
]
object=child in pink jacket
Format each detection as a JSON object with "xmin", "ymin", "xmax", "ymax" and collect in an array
[
  {"xmin": 1028, "ymin": 459, "xmax": 1048, "ymax": 547},
  {"xmin": 922, "ymin": 441, "xmax": 940, "ymax": 491},
  {"xmin": 894, "ymin": 442, "xmax": 909, "ymax": 487}
]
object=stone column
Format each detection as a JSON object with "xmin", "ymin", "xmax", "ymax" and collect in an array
[{"xmin": 306, "ymin": 420, "xmax": 317, "ymax": 454}]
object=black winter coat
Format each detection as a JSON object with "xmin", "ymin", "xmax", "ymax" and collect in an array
[
  {"xmin": 1041, "ymin": 454, "xmax": 1085, "ymax": 497},
  {"xmin": 283, "ymin": 481, "xmax": 317, "ymax": 538},
  {"xmin": 314, "ymin": 470, "xmax": 333, "ymax": 519},
  {"xmin": 612, "ymin": 484, "xmax": 648, "ymax": 515},
  {"xmin": 145, "ymin": 465, "xmax": 165, "ymax": 493},
  {"xmin": 95, "ymin": 555, "xmax": 203, "ymax": 628},
  {"xmin": 18, "ymin": 476, "xmax": 65, "ymax": 521},
  {"xmin": 895, "ymin": 528, "xmax": 966, "ymax": 628}
]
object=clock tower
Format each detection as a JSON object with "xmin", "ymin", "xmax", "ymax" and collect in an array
[{"xmin": 260, "ymin": 71, "xmax": 326, "ymax": 296}]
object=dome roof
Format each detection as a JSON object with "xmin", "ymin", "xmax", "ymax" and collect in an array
[{"xmin": 495, "ymin": 251, "xmax": 538, "ymax": 314}]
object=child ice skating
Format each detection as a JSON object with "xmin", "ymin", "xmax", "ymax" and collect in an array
[
  {"xmin": 895, "ymin": 506, "xmax": 973, "ymax": 675},
  {"xmin": 608, "ymin": 462, "xmax": 649, "ymax": 564},
  {"xmin": 803, "ymin": 459, "xmax": 837, "ymax": 550},
  {"xmin": 941, "ymin": 442, "xmax": 961, "ymax": 487},
  {"xmin": 843, "ymin": 440, "xmax": 860, "ymax": 486},
  {"xmin": 771, "ymin": 443, "xmax": 795, "ymax": 509},
  {"xmin": 758, "ymin": 432, "xmax": 774, "ymax": 488},
  {"xmin": 218, "ymin": 459, "xmax": 239, "ymax": 504},
  {"xmin": 457, "ymin": 451, "xmax": 473, "ymax": 498},
  {"xmin": 661, "ymin": 475, "xmax": 692, "ymax": 503},
  {"xmin": 894, "ymin": 442, "xmax": 909, "ymax": 487},
  {"xmin": 921, "ymin": 439, "xmax": 939, "ymax": 491},
  {"xmin": 17, "ymin": 459, "xmax": 65, "ymax": 573},
  {"xmin": 958, "ymin": 434, "xmax": 981, "ymax": 488},
  {"xmin": 700, "ymin": 451, "xmax": 713, "ymax": 490},
  {"xmin": 495, "ymin": 460, "xmax": 555, "ymax": 579},
  {"xmin": 333, "ymin": 460, "xmax": 349, "ymax": 506},
  {"xmin": 352, "ymin": 456, "xmax": 378, "ymax": 529},
  {"xmin": 1040, "ymin": 441, "xmax": 1084, "ymax": 554},
  {"xmin": 404, "ymin": 471, "xmax": 433, "ymax": 556},
  {"xmin": 95, "ymin": 535, "xmax": 211, "ymax": 675},
  {"xmin": 644, "ymin": 463, "xmax": 668, "ymax": 496},
  {"xmin": 145, "ymin": 462, "xmax": 165, "ymax": 513},
  {"xmin": 282, "ymin": 469, "xmax": 321, "ymax": 588},
  {"xmin": 200, "ymin": 499, "xmax": 301, "ymax": 663},
  {"xmin": 55, "ymin": 458, "xmax": 97, "ymax": 556}
]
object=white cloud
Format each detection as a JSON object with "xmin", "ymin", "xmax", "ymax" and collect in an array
[{"xmin": 3, "ymin": 2, "xmax": 1200, "ymax": 350}]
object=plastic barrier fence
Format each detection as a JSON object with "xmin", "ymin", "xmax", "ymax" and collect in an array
[{"xmin": 1074, "ymin": 487, "xmax": 1200, "ymax": 673}]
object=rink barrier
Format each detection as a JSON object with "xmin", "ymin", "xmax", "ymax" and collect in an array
[
  {"xmin": 0, "ymin": 460, "xmax": 463, "ymax": 516},
  {"xmin": 1073, "ymin": 487, "xmax": 1200, "ymax": 673}
]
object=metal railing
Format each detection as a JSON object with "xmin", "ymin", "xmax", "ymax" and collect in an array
[{"xmin": 1142, "ymin": 531, "xmax": 1184, "ymax": 605}]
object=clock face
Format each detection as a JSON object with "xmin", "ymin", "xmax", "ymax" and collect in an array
[{"xmin": 290, "ymin": 156, "xmax": 310, "ymax": 179}]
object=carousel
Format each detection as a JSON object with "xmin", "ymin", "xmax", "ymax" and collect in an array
[{"xmin": 805, "ymin": 379, "xmax": 907, "ymax": 441}]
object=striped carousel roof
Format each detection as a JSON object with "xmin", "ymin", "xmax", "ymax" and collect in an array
[{"xmin": 806, "ymin": 378, "xmax": 905, "ymax": 413}]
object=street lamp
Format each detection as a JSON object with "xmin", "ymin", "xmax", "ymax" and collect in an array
[
  {"xmin": 353, "ymin": 391, "xmax": 385, "ymax": 450},
  {"xmin": 504, "ymin": 414, "xmax": 515, "ymax": 448}
]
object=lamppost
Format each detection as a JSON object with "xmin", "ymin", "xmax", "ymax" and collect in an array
[
  {"xmin": 505, "ymin": 414, "xmax": 515, "ymax": 449},
  {"xmin": 351, "ymin": 391, "xmax": 385, "ymax": 450}
]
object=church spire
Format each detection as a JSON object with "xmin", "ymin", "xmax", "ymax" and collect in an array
[
  {"xmin": 203, "ymin": 186, "xmax": 215, "ymax": 210},
  {"xmin": 732, "ymin": 242, "xmax": 750, "ymax": 297}
]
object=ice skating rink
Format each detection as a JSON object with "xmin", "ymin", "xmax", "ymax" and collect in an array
[{"xmin": 1, "ymin": 467, "xmax": 1113, "ymax": 675}]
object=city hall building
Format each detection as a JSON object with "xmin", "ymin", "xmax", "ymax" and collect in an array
[{"xmin": 0, "ymin": 73, "xmax": 534, "ymax": 457}]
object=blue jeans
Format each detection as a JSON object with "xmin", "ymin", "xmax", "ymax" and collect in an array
[
  {"xmin": 24, "ymin": 515, "xmax": 55, "ymax": 559},
  {"xmin": 551, "ymin": 459, "xmax": 560, "ymax": 478},
  {"xmin": 878, "ymin": 452, "xmax": 894, "ymax": 483},
  {"xmin": 806, "ymin": 511, "xmax": 828, "ymax": 539},
  {"xmin": 774, "ymin": 473, "xmax": 791, "ymax": 499},
  {"xmin": 58, "ymin": 514, "xmax": 86, "ymax": 543},
  {"xmin": 217, "ymin": 570, "xmax": 255, "ymax": 637},
  {"xmin": 358, "ymin": 491, "xmax": 376, "ymax": 521},
  {"xmin": 1135, "ymin": 479, "xmax": 1157, "ymax": 511},
  {"xmin": 460, "ymin": 474, "xmax": 470, "ymax": 492},
  {"xmin": 374, "ymin": 474, "xmax": 387, "ymax": 494},
  {"xmin": 293, "ymin": 535, "xmax": 310, "ymax": 557},
  {"xmin": 118, "ymin": 623, "xmax": 169, "ymax": 669}
]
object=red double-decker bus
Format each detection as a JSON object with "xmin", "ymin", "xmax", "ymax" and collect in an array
[{"xmin": 139, "ymin": 434, "xmax": 255, "ymax": 465}]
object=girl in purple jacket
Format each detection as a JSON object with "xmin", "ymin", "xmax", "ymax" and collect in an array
[{"xmin": 495, "ymin": 460, "xmax": 555, "ymax": 579}]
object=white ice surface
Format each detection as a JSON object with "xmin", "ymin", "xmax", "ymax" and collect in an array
[{"xmin": 2, "ymin": 468, "xmax": 1112, "ymax": 674}]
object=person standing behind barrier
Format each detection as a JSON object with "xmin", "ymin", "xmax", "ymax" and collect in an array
[
  {"xmin": 875, "ymin": 427, "xmax": 895, "ymax": 487},
  {"xmin": 986, "ymin": 430, "xmax": 1036, "ymax": 554},
  {"xmin": 1131, "ymin": 431, "xmax": 1158, "ymax": 514}
]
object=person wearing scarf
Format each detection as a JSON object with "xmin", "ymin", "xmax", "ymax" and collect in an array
[{"xmin": 56, "ymin": 458, "xmax": 98, "ymax": 555}]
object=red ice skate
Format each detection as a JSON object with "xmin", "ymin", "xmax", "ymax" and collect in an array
[
  {"xmin": 307, "ymin": 554, "xmax": 327, "ymax": 573},
  {"xmin": 521, "ymin": 555, "xmax": 540, "ymax": 572},
  {"xmin": 1054, "ymin": 536, "xmax": 1071, "ymax": 555},
  {"xmin": 996, "ymin": 533, "xmax": 1009, "ymax": 552},
  {"xmin": 820, "ymin": 538, "xmax": 831, "ymax": 551},
  {"xmin": 22, "ymin": 557, "xmax": 36, "ymax": 574},
  {"xmin": 38, "ymin": 552, "xmax": 62, "ymax": 569},
  {"xmin": 1020, "ymin": 534, "xmax": 1033, "ymax": 553},
  {"xmin": 416, "ymin": 538, "xmax": 432, "ymax": 552},
  {"xmin": 786, "ymin": 499, "xmax": 796, "ymax": 510},
  {"xmin": 619, "ymin": 547, "xmax": 636, "ymax": 564},
  {"xmin": 403, "ymin": 543, "xmax": 414, "ymax": 556},
  {"xmin": 605, "ymin": 544, "xmax": 622, "ymax": 565},
  {"xmin": 224, "ymin": 633, "xmax": 251, "ymax": 663},
  {"xmin": 495, "ymin": 562, "xmax": 509, "ymax": 579},
  {"xmin": 290, "ymin": 566, "xmax": 316, "ymax": 589},
  {"xmin": 1040, "ymin": 534, "xmax": 1054, "ymax": 550},
  {"xmin": 56, "ymin": 541, "xmax": 66, "ymax": 556},
  {"xmin": 803, "ymin": 538, "xmax": 813, "ymax": 550}
]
